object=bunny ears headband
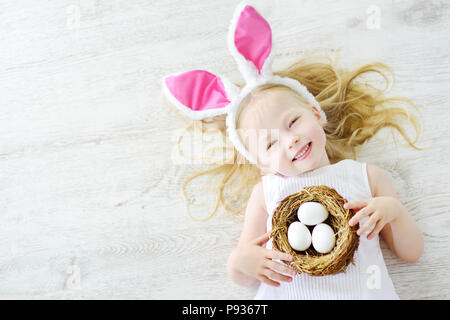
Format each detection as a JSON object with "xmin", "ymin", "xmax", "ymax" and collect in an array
[{"xmin": 162, "ymin": 1, "xmax": 327, "ymax": 165}]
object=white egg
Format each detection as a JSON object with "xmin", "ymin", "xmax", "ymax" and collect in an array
[
  {"xmin": 311, "ymin": 223, "xmax": 336, "ymax": 254},
  {"xmin": 297, "ymin": 201, "xmax": 329, "ymax": 226},
  {"xmin": 287, "ymin": 221, "xmax": 311, "ymax": 251}
]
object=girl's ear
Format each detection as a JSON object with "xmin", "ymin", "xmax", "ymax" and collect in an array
[{"xmin": 312, "ymin": 105, "xmax": 325, "ymax": 125}]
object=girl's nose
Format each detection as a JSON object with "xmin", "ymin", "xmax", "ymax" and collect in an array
[{"xmin": 289, "ymin": 136, "xmax": 300, "ymax": 149}]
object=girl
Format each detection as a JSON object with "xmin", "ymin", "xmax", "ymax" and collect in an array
[
  {"xmin": 163, "ymin": 2, "xmax": 424, "ymax": 299},
  {"xmin": 226, "ymin": 82, "xmax": 424, "ymax": 299}
]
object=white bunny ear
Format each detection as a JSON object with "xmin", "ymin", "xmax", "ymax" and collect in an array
[
  {"xmin": 228, "ymin": 1, "xmax": 274, "ymax": 82},
  {"xmin": 162, "ymin": 70, "xmax": 239, "ymax": 120}
]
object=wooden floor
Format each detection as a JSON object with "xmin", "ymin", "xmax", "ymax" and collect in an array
[{"xmin": 1, "ymin": 0, "xmax": 449, "ymax": 299}]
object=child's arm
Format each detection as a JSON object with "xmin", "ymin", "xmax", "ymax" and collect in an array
[
  {"xmin": 344, "ymin": 164, "xmax": 424, "ymax": 263},
  {"xmin": 227, "ymin": 182, "xmax": 297, "ymax": 287}
]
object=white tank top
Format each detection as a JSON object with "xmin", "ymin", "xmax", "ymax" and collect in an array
[{"xmin": 254, "ymin": 159, "xmax": 399, "ymax": 300}]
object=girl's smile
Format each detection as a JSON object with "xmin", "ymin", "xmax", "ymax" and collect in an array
[{"xmin": 292, "ymin": 142, "xmax": 312, "ymax": 162}]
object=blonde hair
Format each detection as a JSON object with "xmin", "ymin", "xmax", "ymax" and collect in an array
[{"xmin": 173, "ymin": 52, "xmax": 425, "ymax": 221}]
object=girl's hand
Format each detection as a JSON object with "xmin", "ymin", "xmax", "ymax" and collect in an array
[
  {"xmin": 233, "ymin": 232, "xmax": 297, "ymax": 287},
  {"xmin": 344, "ymin": 196, "xmax": 402, "ymax": 240}
]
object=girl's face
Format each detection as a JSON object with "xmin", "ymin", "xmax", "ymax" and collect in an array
[{"xmin": 237, "ymin": 88, "xmax": 330, "ymax": 177}]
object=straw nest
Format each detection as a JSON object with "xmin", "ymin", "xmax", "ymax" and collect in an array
[{"xmin": 271, "ymin": 185, "xmax": 359, "ymax": 276}]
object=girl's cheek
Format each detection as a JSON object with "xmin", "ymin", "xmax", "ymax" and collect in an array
[
  {"xmin": 309, "ymin": 124, "xmax": 324, "ymax": 141},
  {"xmin": 297, "ymin": 126, "xmax": 315, "ymax": 141}
]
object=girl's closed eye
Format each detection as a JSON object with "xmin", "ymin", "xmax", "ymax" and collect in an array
[
  {"xmin": 267, "ymin": 117, "xmax": 300, "ymax": 150},
  {"xmin": 267, "ymin": 140, "xmax": 276, "ymax": 150},
  {"xmin": 290, "ymin": 116, "xmax": 300, "ymax": 128}
]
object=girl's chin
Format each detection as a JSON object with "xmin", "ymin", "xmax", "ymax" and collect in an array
[
  {"xmin": 292, "ymin": 158, "xmax": 317, "ymax": 174},
  {"xmin": 292, "ymin": 155, "xmax": 313, "ymax": 168}
]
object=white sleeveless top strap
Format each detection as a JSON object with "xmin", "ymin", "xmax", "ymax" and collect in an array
[{"xmin": 254, "ymin": 159, "xmax": 399, "ymax": 300}]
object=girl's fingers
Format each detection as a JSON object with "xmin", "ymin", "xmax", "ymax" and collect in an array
[
  {"xmin": 262, "ymin": 267, "xmax": 292, "ymax": 283},
  {"xmin": 266, "ymin": 260, "xmax": 297, "ymax": 277},
  {"xmin": 367, "ymin": 219, "xmax": 385, "ymax": 240},
  {"xmin": 344, "ymin": 199, "xmax": 369, "ymax": 211},
  {"xmin": 349, "ymin": 205, "xmax": 374, "ymax": 226},
  {"xmin": 357, "ymin": 213, "xmax": 378, "ymax": 236},
  {"xmin": 252, "ymin": 231, "xmax": 271, "ymax": 246},
  {"xmin": 257, "ymin": 274, "xmax": 280, "ymax": 287},
  {"xmin": 265, "ymin": 249, "xmax": 294, "ymax": 262}
]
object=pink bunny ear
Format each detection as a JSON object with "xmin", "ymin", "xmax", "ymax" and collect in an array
[
  {"xmin": 229, "ymin": 3, "xmax": 273, "ymax": 80},
  {"xmin": 163, "ymin": 70, "xmax": 235, "ymax": 120}
]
